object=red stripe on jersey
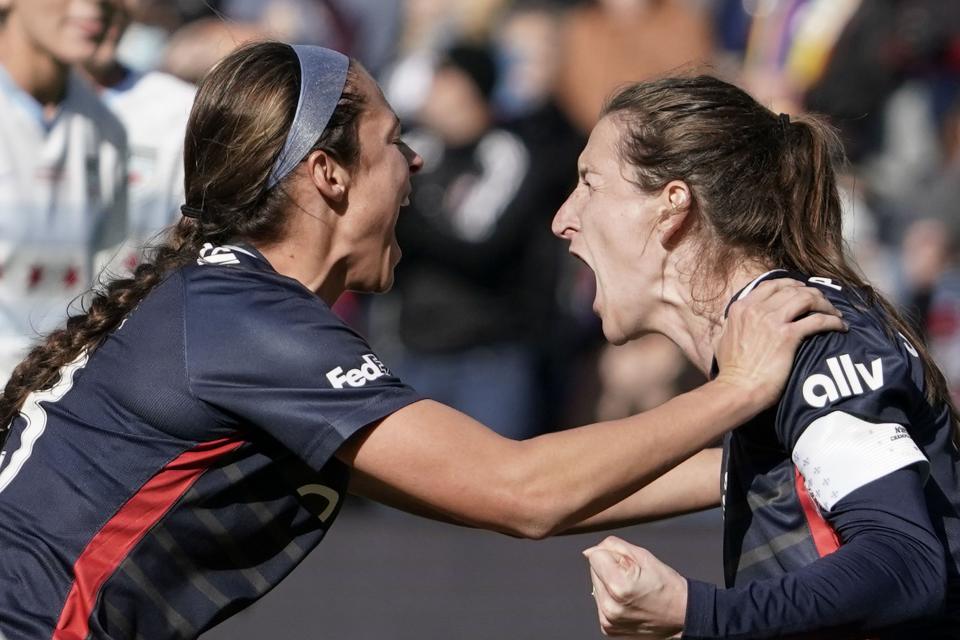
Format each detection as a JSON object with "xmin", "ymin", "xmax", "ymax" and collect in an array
[
  {"xmin": 794, "ymin": 466, "xmax": 841, "ymax": 557},
  {"xmin": 52, "ymin": 436, "xmax": 245, "ymax": 639},
  {"xmin": 796, "ymin": 469, "xmax": 880, "ymax": 640}
]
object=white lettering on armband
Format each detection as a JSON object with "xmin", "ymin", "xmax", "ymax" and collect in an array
[{"xmin": 791, "ymin": 411, "xmax": 928, "ymax": 511}]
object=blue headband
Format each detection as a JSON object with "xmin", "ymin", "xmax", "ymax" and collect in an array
[{"xmin": 267, "ymin": 44, "xmax": 350, "ymax": 190}]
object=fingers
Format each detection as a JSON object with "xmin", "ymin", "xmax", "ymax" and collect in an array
[
  {"xmin": 589, "ymin": 565, "xmax": 617, "ymax": 634},
  {"xmin": 735, "ymin": 277, "xmax": 804, "ymax": 303},
  {"xmin": 595, "ymin": 535, "xmax": 646, "ymax": 558},
  {"xmin": 788, "ymin": 311, "xmax": 848, "ymax": 339},
  {"xmin": 765, "ymin": 286, "xmax": 843, "ymax": 321},
  {"xmin": 585, "ymin": 547, "xmax": 640, "ymax": 596},
  {"xmin": 588, "ymin": 557, "xmax": 633, "ymax": 637},
  {"xmin": 729, "ymin": 284, "xmax": 842, "ymax": 325}
]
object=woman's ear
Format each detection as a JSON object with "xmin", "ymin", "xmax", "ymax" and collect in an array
[
  {"xmin": 657, "ymin": 181, "xmax": 692, "ymax": 248},
  {"xmin": 304, "ymin": 149, "xmax": 351, "ymax": 204}
]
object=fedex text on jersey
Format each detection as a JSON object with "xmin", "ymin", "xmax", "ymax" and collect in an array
[{"xmin": 326, "ymin": 354, "xmax": 390, "ymax": 389}]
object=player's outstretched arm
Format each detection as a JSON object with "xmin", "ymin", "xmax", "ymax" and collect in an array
[{"xmin": 338, "ymin": 280, "xmax": 845, "ymax": 538}]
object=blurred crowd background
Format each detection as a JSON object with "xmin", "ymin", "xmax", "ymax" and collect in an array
[{"xmin": 5, "ymin": 0, "xmax": 960, "ymax": 438}]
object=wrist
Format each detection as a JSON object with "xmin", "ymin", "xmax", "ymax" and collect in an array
[
  {"xmin": 700, "ymin": 377, "xmax": 767, "ymax": 425},
  {"xmin": 666, "ymin": 572, "xmax": 689, "ymax": 631}
]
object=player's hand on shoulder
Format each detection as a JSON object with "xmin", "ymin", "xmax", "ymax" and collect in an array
[{"xmin": 715, "ymin": 278, "xmax": 847, "ymax": 409}]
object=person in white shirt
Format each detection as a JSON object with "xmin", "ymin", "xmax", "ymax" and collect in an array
[
  {"xmin": 0, "ymin": 0, "xmax": 127, "ymax": 382},
  {"xmin": 84, "ymin": 0, "xmax": 195, "ymax": 263}
]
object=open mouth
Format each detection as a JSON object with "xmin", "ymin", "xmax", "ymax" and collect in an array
[{"xmin": 568, "ymin": 249, "xmax": 591, "ymax": 270}]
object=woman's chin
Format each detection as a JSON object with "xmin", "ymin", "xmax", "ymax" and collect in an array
[{"xmin": 600, "ymin": 316, "xmax": 628, "ymax": 346}]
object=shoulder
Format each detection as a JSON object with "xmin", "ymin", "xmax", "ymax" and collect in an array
[
  {"xmin": 181, "ymin": 246, "xmax": 366, "ymax": 372},
  {"xmin": 793, "ymin": 276, "xmax": 916, "ymax": 378},
  {"xmin": 777, "ymin": 275, "xmax": 923, "ymax": 436},
  {"xmin": 181, "ymin": 245, "xmax": 338, "ymax": 328}
]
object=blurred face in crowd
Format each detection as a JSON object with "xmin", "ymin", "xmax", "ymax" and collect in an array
[
  {"xmin": 552, "ymin": 116, "xmax": 683, "ymax": 345},
  {"xmin": 336, "ymin": 69, "xmax": 423, "ymax": 293},
  {"xmin": 418, "ymin": 65, "xmax": 491, "ymax": 147},
  {"xmin": 86, "ymin": 0, "xmax": 137, "ymax": 74},
  {"xmin": 496, "ymin": 9, "xmax": 561, "ymax": 111},
  {"xmin": 0, "ymin": 0, "xmax": 119, "ymax": 63}
]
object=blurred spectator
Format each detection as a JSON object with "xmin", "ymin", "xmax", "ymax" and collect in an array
[
  {"xmin": 84, "ymin": 0, "xmax": 196, "ymax": 264},
  {"xmin": 0, "ymin": 0, "xmax": 128, "ymax": 382},
  {"xmin": 223, "ymin": 0, "xmax": 355, "ymax": 51},
  {"xmin": 384, "ymin": 0, "xmax": 508, "ymax": 119},
  {"xmin": 224, "ymin": 0, "xmax": 404, "ymax": 80},
  {"xmin": 555, "ymin": 0, "xmax": 714, "ymax": 134},
  {"xmin": 326, "ymin": 0, "xmax": 403, "ymax": 78},
  {"xmin": 387, "ymin": 41, "xmax": 556, "ymax": 439},
  {"xmin": 803, "ymin": 0, "xmax": 960, "ymax": 164},
  {"xmin": 737, "ymin": 0, "xmax": 862, "ymax": 112},
  {"xmin": 161, "ymin": 17, "xmax": 265, "ymax": 84},
  {"xmin": 899, "ymin": 100, "xmax": 960, "ymax": 402},
  {"xmin": 493, "ymin": 0, "xmax": 593, "ymax": 431}
]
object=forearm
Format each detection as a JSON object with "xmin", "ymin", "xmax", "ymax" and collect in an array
[
  {"xmin": 514, "ymin": 382, "xmax": 753, "ymax": 537},
  {"xmin": 343, "ymin": 381, "xmax": 758, "ymax": 539},
  {"xmin": 685, "ymin": 469, "xmax": 946, "ymax": 639},
  {"xmin": 562, "ymin": 448, "xmax": 722, "ymax": 534}
]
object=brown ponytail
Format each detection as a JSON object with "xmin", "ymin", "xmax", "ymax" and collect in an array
[
  {"xmin": 603, "ymin": 75, "xmax": 960, "ymax": 443},
  {"xmin": 0, "ymin": 41, "xmax": 367, "ymax": 441},
  {"xmin": 781, "ymin": 115, "xmax": 960, "ymax": 442}
]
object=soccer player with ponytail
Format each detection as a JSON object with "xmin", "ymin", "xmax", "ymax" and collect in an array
[{"xmin": 571, "ymin": 77, "xmax": 960, "ymax": 638}]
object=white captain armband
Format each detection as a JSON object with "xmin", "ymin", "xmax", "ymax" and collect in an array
[{"xmin": 792, "ymin": 411, "xmax": 929, "ymax": 511}]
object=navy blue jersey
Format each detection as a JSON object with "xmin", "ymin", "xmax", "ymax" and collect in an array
[
  {"xmin": 0, "ymin": 244, "xmax": 421, "ymax": 640},
  {"xmin": 699, "ymin": 270, "xmax": 960, "ymax": 637}
]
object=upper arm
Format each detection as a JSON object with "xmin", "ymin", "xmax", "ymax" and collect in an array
[{"xmin": 776, "ymin": 307, "xmax": 929, "ymax": 513}]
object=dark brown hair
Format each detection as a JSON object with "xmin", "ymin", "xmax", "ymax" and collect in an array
[
  {"xmin": 603, "ymin": 75, "xmax": 960, "ymax": 439},
  {"xmin": 0, "ymin": 41, "xmax": 366, "ymax": 439}
]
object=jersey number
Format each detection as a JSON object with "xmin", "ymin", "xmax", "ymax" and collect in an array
[{"xmin": 0, "ymin": 354, "xmax": 88, "ymax": 494}]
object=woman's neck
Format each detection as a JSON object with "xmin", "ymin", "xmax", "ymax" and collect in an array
[
  {"xmin": 0, "ymin": 24, "xmax": 69, "ymax": 107},
  {"xmin": 649, "ymin": 257, "xmax": 772, "ymax": 377},
  {"xmin": 253, "ymin": 193, "xmax": 350, "ymax": 307}
]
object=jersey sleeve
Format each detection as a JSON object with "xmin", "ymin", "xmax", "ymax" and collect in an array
[
  {"xmin": 685, "ymin": 466, "xmax": 946, "ymax": 638},
  {"xmin": 184, "ymin": 269, "xmax": 422, "ymax": 472},
  {"xmin": 776, "ymin": 303, "xmax": 929, "ymax": 512}
]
